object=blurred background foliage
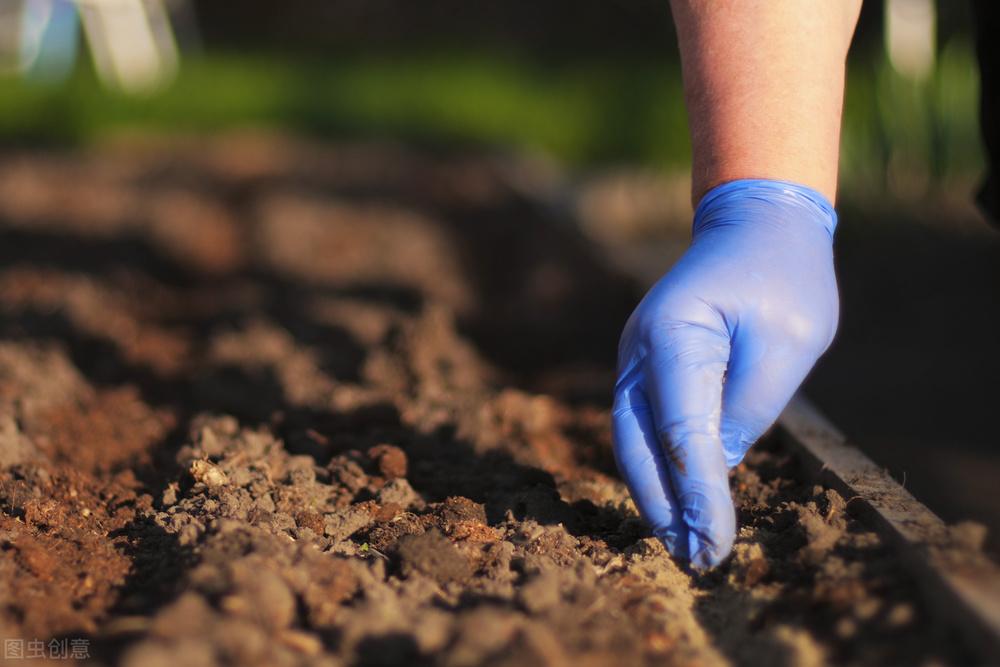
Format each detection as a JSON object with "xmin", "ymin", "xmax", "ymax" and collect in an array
[{"xmin": 0, "ymin": 0, "xmax": 984, "ymax": 198}]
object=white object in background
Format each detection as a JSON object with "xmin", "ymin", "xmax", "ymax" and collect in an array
[
  {"xmin": 0, "ymin": 0, "xmax": 80, "ymax": 82},
  {"xmin": 77, "ymin": 0, "xmax": 179, "ymax": 94},
  {"xmin": 885, "ymin": 0, "xmax": 937, "ymax": 81},
  {"xmin": 20, "ymin": 0, "xmax": 80, "ymax": 82}
]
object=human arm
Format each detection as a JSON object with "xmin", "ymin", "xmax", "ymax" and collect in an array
[
  {"xmin": 612, "ymin": 0, "xmax": 861, "ymax": 569},
  {"xmin": 672, "ymin": 0, "xmax": 861, "ymax": 203}
]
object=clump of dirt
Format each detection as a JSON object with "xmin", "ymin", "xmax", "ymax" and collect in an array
[{"xmin": 0, "ymin": 135, "xmax": 982, "ymax": 666}]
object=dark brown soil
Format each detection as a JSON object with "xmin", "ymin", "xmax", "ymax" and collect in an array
[{"xmin": 0, "ymin": 134, "xmax": 977, "ymax": 666}]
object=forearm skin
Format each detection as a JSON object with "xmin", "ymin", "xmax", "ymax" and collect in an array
[{"xmin": 669, "ymin": 0, "xmax": 862, "ymax": 204}]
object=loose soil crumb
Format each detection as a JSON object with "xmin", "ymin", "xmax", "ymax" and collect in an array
[{"xmin": 0, "ymin": 135, "xmax": 982, "ymax": 666}]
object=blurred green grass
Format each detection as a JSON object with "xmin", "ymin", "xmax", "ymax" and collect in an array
[
  {"xmin": 0, "ymin": 45, "xmax": 983, "ymax": 191},
  {"xmin": 841, "ymin": 40, "xmax": 983, "ymax": 196},
  {"xmin": 0, "ymin": 51, "xmax": 692, "ymax": 166}
]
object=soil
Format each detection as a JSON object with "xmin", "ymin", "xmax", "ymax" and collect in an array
[{"xmin": 0, "ymin": 134, "xmax": 980, "ymax": 666}]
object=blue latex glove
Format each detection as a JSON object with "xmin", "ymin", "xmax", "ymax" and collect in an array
[{"xmin": 613, "ymin": 179, "xmax": 839, "ymax": 568}]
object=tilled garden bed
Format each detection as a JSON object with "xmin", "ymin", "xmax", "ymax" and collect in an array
[{"xmin": 0, "ymin": 136, "xmax": 984, "ymax": 666}]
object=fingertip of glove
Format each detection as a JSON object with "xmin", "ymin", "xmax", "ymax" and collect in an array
[
  {"xmin": 687, "ymin": 530, "xmax": 733, "ymax": 570},
  {"xmin": 723, "ymin": 447, "xmax": 748, "ymax": 470},
  {"xmin": 653, "ymin": 526, "xmax": 688, "ymax": 560}
]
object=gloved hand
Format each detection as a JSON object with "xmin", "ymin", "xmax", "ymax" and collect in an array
[{"xmin": 612, "ymin": 179, "xmax": 839, "ymax": 568}]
